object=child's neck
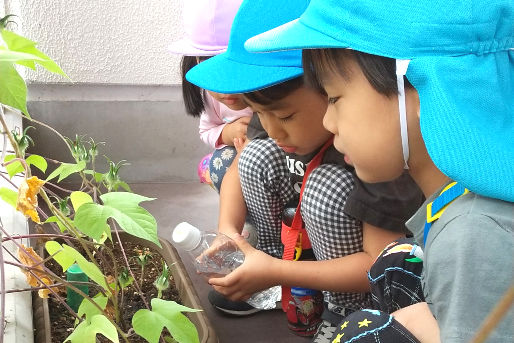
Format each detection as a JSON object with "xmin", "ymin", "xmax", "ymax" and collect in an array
[
  {"xmin": 406, "ymin": 91, "xmax": 449, "ymax": 198},
  {"xmin": 407, "ymin": 125, "xmax": 449, "ymax": 198},
  {"xmin": 409, "ymin": 160, "xmax": 449, "ymax": 198}
]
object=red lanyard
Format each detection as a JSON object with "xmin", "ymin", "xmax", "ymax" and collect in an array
[{"xmin": 282, "ymin": 137, "xmax": 334, "ymax": 261}]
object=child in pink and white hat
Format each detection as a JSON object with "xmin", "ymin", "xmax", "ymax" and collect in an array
[{"xmin": 169, "ymin": 0, "xmax": 253, "ymax": 191}]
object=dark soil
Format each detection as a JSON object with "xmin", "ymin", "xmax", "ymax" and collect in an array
[{"xmin": 45, "ymin": 239, "xmax": 181, "ymax": 342}]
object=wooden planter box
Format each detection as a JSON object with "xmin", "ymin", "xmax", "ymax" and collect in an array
[{"xmin": 33, "ymin": 233, "xmax": 218, "ymax": 343}]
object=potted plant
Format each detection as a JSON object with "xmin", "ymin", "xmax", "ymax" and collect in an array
[{"xmin": 0, "ymin": 15, "xmax": 216, "ymax": 343}]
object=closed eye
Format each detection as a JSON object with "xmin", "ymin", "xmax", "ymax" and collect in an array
[
  {"xmin": 278, "ymin": 113, "xmax": 294, "ymax": 122},
  {"xmin": 328, "ymin": 96, "xmax": 340, "ymax": 105}
]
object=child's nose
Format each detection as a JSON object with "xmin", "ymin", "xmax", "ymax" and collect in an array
[{"xmin": 323, "ymin": 107, "xmax": 337, "ymax": 135}]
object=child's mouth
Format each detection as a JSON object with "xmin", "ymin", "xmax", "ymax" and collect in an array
[{"xmin": 278, "ymin": 145, "xmax": 297, "ymax": 153}]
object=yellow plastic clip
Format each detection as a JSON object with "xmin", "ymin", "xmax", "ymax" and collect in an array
[
  {"xmin": 426, "ymin": 182, "xmax": 469, "ymax": 223},
  {"xmin": 293, "ymin": 232, "xmax": 303, "ymax": 261}
]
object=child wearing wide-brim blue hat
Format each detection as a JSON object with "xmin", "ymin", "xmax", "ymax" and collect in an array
[
  {"xmin": 246, "ymin": 0, "xmax": 513, "ymax": 342},
  {"xmin": 246, "ymin": 0, "xmax": 514, "ymax": 203}
]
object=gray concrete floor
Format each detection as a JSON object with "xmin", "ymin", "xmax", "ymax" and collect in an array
[{"xmin": 130, "ymin": 182, "xmax": 310, "ymax": 343}]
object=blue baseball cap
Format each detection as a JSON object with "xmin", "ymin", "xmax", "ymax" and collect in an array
[
  {"xmin": 185, "ymin": 0, "xmax": 309, "ymax": 94},
  {"xmin": 245, "ymin": 0, "xmax": 514, "ymax": 202}
]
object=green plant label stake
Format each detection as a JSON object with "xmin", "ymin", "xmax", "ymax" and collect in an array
[{"xmin": 66, "ymin": 263, "xmax": 89, "ymax": 312}]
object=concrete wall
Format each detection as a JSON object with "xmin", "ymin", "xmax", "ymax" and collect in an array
[
  {"xmin": 6, "ymin": 0, "xmax": 184, "ymax": 84},
  {"xmin": 3, "ymin": 0, "xmax": 212, "ymax": 182},
  {"xmin": 26, "ymin": 84, "xmax": 211, "ymax": 183}
]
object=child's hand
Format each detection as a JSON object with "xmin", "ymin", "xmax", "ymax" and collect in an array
[
  {"xmin": 233, "ymin": 137, "xmax": 250, "ymax": 154},
  {"xmin": 196, "ymin": 234, "xmax": 240, "ymax": 278},
  {"xmin": 221, "ymin": 116, "xmax": 251, "ymax": 146},
  {"xmin": 208, "ymin": 234, "xmax": 278, "ymax": 301}
]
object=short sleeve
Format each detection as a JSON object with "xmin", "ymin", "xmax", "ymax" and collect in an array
[
  {"xmin": 246, "ymin": 114, "xmax": 268, "ymax": 140},
  {"xmin": 343, "ymin": 172, "xmax": 424, "ymax": 232},
  {"xmin": 425, "ymin": 214, "xmax": 514, "ymax": 342}
]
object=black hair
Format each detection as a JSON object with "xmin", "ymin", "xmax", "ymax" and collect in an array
[
  {"xmin": 180, "ymin": 55, "xmax": 211, "ymax": 117},
  {"xmin": 243, "ymin": 76, "xmax": 305, "ymax": 106},
  {"xmin": 302, "ymin": 49, "xmax": 412, "ymax": 97}
]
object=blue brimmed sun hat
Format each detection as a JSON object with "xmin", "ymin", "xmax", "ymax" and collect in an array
[
  {"xmin": 245, "ymin": 0, "xmax": 514, "ymax": 202},
  {"xmin": 185, "ymin": 0, "xmax": 309, "ymax": 94}
]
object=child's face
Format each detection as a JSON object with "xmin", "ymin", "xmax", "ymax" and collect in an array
[
  {"xmin": 322, "ymin": 57, "xmax": 406, "ymax": 183},
  {"xmin": 207, "ymin": 91, "xmax": 248, "ymax": 111},
  {"xmin": 245, "ymin": 86, "xmax": 332, "ymax": 156}
]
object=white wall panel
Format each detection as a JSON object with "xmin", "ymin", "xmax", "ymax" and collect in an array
[{"xmin": 7, "ymin": 0, "xmax": 184, "ymax": 84}]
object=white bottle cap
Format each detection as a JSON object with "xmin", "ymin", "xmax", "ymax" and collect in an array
[{"xmin": 172, "ymin": 222, "xmax": 202, "ymax": 251}]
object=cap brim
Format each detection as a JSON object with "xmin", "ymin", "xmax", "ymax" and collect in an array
[
  {"xmin": 411, "ymin": 51, "xmax": 514, "ymax": 201},
  {"xmin": 168, "ymin": 38, "xmax": 227, "ymax": 56},
  {"xmin": 185, "ymin": 53, "xmax": 303, "ymax": 94},
  {"xmin": 245, "ymin": 18, "xmax": 348, "ymax": 53}
]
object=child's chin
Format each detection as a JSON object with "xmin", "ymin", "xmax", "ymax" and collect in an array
[{"xmin": 355, "ymin": 168, "xmax": 397, "ymax": 184}]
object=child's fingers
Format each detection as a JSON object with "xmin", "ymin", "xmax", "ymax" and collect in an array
[
  {"xmin": 229, "ymin": 232, "xmax": 253, "ymax": 254},
  {"xmin": 210, "ymin": 281, "xmax": 252, "ymax": 301},
  {"xmin": 234, "ymin": 137, "xmax": 250, "ymax": 153},
  {"xmin": 234, "ymin": 137, "xmax": 245, "ymax": 152}
]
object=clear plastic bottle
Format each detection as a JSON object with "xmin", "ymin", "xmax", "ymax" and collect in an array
[
  {"xmin": 171, "ymin": 222, "xmax": 280, "ymax": 310},
  {"xmin": 172, "ymin": 222, "xmax": 244, "ymax": 276}
]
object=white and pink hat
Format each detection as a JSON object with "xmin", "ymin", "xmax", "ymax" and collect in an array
[{"xmin": 168, "ymin": 0, "xmax": 243, "ymax": 56}]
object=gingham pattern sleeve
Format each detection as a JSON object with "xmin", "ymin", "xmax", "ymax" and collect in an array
[
  {"xmin": 302, "ymin": 164, "xmax": 371, "ymax": 310},
  {"xmin": 238, "ymin": 138, "xmax": 295, "ymax": 258}
]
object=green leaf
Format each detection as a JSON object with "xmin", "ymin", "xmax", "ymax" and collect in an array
[
  {"xmin": 64, "ymin": 314, "xmax": 119, "ymax": 343},
  {"xmin": 44, "ymin": 215, "xmax": 69, "ymax": 232},
  {"xmin": 132, "ymin": 299, "xmax": 200, "ymax": 343},
  {"xmin": 0, "ymin": 49, "xmax": 45, "ymax": 62},
  {"xmin": 77, "ymin": 295, "xmax": 109, "ymax": 322},
  {"xmin": 0, "ymin": 187, "xmax": 17, "ymax": 208},
  {"xmin": 84, "ymin": 169, "xmax": 104, "ymax": 183},
  {"xmin": 46, "ymin": 161, "xmax": 86, "ymax": 182},
  {"xmin": 118, "ymin": 268, "xmax": 134, "ymax": 289},
  {"xmin": 44, "ymin": 242, "xmax": 109, "ymax": 291},
  {"xmin": 1, "ymin": 29, "xmax": 68, "ymax": 78},
  {"xmin": 71, "ymin": 248, "xmax": 109, "ymax": 291},
  {"xmin": 117, "ymin": 181, "xmax": 131, "ymax": 192},
  {"xmin": 3, "ymin": 154, "xmax": 23, "ymax": 178},
  {"xmin": 0, "ymin": 61, "xmax": 28, "ymax": 114},
  {"xmin": 74, "ymin": 192, "xmax": 160, "ymax": 247},
  {"xmin": 4, "ymin": 154, "xmax": 47, "ymax": 178},
  {"xmin": 45, "ymin": 241, "xmax": 75, "ymax": 271},
  {"xmin": 1, "ymin": 29, "xmax": 37, "ymax": 50},
  {"xmin": 26, "ymin": 154, "xmax": 48, "ymax": 173},
  {"xmin": 70, "ymin": 191, "xmax": 93, "ymax": 211}
]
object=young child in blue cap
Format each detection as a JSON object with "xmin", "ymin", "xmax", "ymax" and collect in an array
[
  {"xmin": 186, "ymin": 0, "xmax": 425, "ymax": 339},
  {"xmin": 246, "ymin": 0, "xmax": 513, "ymax": 342}
]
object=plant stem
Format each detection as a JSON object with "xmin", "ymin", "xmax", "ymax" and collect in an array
[
  {"xmin": 0, "ymin": 231, "xmax": 80, "ymax": 319},
  {"xmin": 112, "ymin": 223, "xmax": 150, "ymax": 309},
  {"xmin": 0, "ymin": 105, "xmax": 22, "ymax": 158},
  {"xmin": 0, "ymin": 219, "xmax": 5, "ymax": 343},
  {"xmin": 2, "ymin": 233, "xmax": 78, "ymax": 242},
  {"xmin": 42, "ymin": 180, "xmax": 75, "ymax": 193},
  {"xmin": 2, "ymin": 156, "xmax": 31, "ymax": 178},
  {"xmin": 1, "ymin": 236, "xmax": 129, "ymax": 342}
]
